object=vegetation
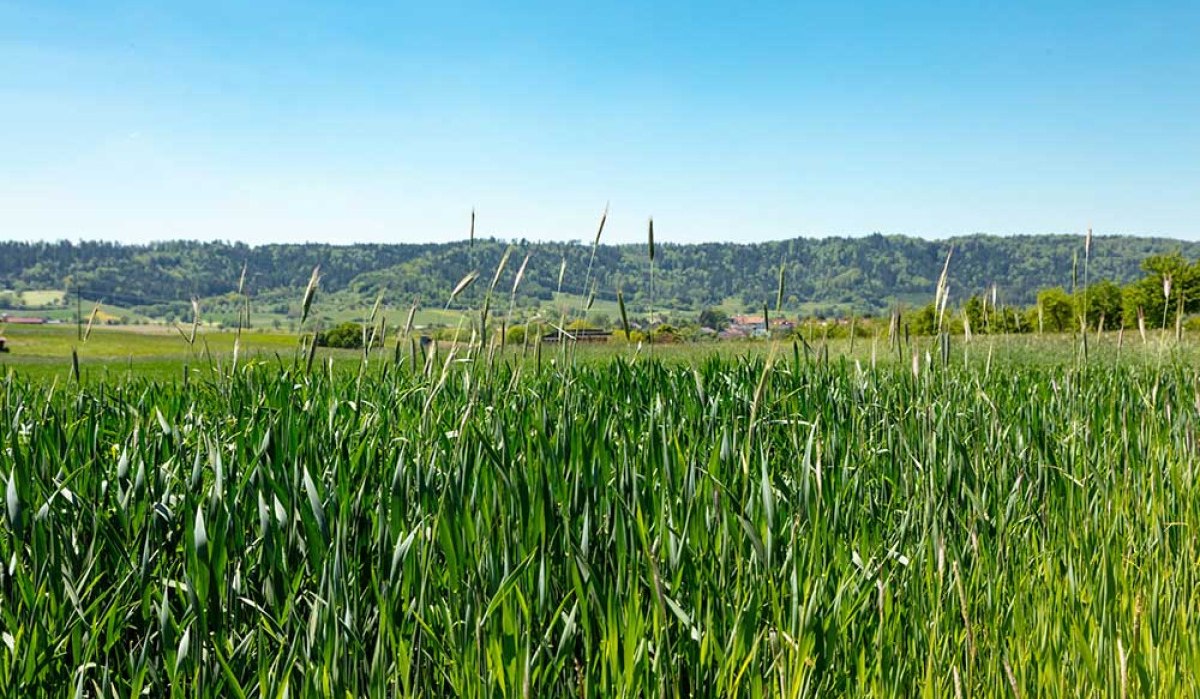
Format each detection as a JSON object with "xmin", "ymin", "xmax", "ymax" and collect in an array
[
  {"xmin": 2, "ymin": 338, "xmax": 1199, "ymax": 696},
  {"xmin": 5, "ymin": 235, "xmax": 1200, "ymax": 321},
  {"xmin": 316, "ymin": 322, "xmax": 367, "ymax": 349},
  {"xmin": 4, "ymin": 227, "xmax": 1200, "ymax": 695},
  {"xmin": 898, "ymin": 253, "xmax": 1200, "ymax": 338}
]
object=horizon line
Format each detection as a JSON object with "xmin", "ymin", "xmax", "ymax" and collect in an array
[{"xmin": 3, "ymin": 230, "xmax": 1189, "ymax": 249}]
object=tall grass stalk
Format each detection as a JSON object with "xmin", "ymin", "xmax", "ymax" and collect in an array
[{"xmin": 647, "ymin": 218, "xmax": 655, "ymax": 349}]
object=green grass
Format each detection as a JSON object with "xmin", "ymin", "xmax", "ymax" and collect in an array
[
  {"xmin": 0, "ymin": 325, "xmax": 316, "ymax": 381},
  {"xmin": 2, "ymin": 331, "xmax": 1200, "ymax": 695},
  {"xmin": 6, "ymin": 289, "xmax": 66, "ymax": 306},
  {"xmin": 0, "ymin": 324, "xmax": 290, "ymax": 357}
]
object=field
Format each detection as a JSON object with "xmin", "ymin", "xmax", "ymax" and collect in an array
[
  {"xmin": 0, "ymin": 325, "xmax": 307, "ymax": 381},
  {"xmin": 3, "ymin": 328, "xmax": 1200, "ymax": 696},
  {"xmin": 6, "ymin": 289, "xmax": 66, "ymax": 306}
]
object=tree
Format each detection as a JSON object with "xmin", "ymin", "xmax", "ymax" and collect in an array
[
  {"xmin": 698, "ymin": 307, "xmax": 730, "ymax": 330},
  {"xmin": 993, "ymin": 305, "xmax": 1028, "ymax": 334},
  {"xmin": 1120, "ymin": 253, "xmax": 1200, "ymax": 329},
  {"xmin": 316, "ymin": 322, "xmax": 364, "ymax": 349},
  {"xmin": 505, "ymin": 325, "xmax": 527, "ymax": 345},
  {"xmin": 911, "ymin": 303, "xmax": 938, "ymax": 336},
  {"xmin": 964, "ymin": 295, "xmax": 985, "ymax": 334},
  {"xmin": 1037, "ymin": 288, "xmax": 1074, "ymax": 333},
  {"xmin": 6, "ymin": 236, "xmax": 1200, "ymax": 323},
  {"xmin": 1079, "ymin": 279, "xmax": 1123, "ymax": 330},
  {"xmin": 651, "ymin": 324, "xmax": 681, "ymax": 343}
]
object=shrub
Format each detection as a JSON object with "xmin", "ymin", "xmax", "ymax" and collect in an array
[
  {"xmin": 316, "ymin": 321, "xmax": 364, "ymax": 349},
  {"xmin": 505, "ymin": 324, "xmax": 527, "ymax": 345}
]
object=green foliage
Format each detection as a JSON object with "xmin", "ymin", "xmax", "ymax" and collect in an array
[
  {"xmin": 316, "ymin": 321, "xmax": 364, "ymax": 349},
  {"xmin": 650, "ymin": 323, "xmax": 680, "ymax": 342},
  {"xmin": 1119, "ymin": 253, "xmax": 1200, "ymax": 330},
  {"xmin": 6, "ymin": 235, "xmax": 1200, "ymax": 320},
  {"xmin": 1037, "ymin": 287, "xmax": 1075, "ymax": 333},
  {"xmin": 698, "ymin": 307, "xmax": 731, "ymax": 329},
  {"xmin": 964, "ymin": 294, "xmax": 985, "ymax": 333},
  {"xmin": 911, "ymin": 302, "xmax": 938, "ymax": 336},
  {"xmin": 2, "ymin": 352, "xmax": 1200, "ymax": 695},
  {"xmin": 1080, "ymin": 279, "xmax": 1124, "ymax": 329},
  {"xmin": 432, "ymin": 326, "xmax": 469, "ymax": 341},
  {"xmin": 504, "ymin": 324, "xmax": 527, "ymax": 345},
  {"xmin": 610, "ymin": 328, "xmax": 646, "ymax": 343}
]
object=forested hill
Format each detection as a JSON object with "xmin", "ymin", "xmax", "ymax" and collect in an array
[{"xmin": 2, "ymin": 234, "xmax": 1199, "ymax": 317}]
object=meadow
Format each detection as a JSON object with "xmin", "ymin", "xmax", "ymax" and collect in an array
[
  {"xmin": 2, "ymin": 326, "xmax": 1199, "ymax": 697},
  {"xmin": 0, "ymin": 325, "xmax": 303, "ymax": 382}
]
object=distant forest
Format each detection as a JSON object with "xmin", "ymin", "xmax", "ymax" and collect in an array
[{"xmin": 2, "ymin": 234, "xmax": 1199, "ymax": 319}]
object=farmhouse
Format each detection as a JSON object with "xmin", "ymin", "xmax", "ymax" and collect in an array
[
  {"xmin": 727, "ymin": 314, "xmax": 796, "ymax": 338},
  {"xmin": 724, "ymin": 317, "xmax": 763, "ymax": 333}
]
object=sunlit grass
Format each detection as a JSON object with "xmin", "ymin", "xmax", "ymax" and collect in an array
[{"xmin": 2, "ymin": 336, "xmax": 1200, "ymax": 695}]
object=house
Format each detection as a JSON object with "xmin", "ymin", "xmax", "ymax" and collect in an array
[
  {"xmin": 542, "ymin": 328, "xmax": 612, "ymax": 343},
  {"xmin": 727, "ymin": 314, "xmax": 795, "ymax": 338},
  {"xmin": 731, "ymin": 315, "xmax": 766, "ymax": 330}
]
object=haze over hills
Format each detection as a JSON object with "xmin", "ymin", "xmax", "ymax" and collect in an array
[{"xmin": 2, "ymin": 233, "xmax": 1198, "ymax": 321}]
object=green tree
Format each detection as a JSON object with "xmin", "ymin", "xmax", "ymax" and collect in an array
[
  {"xmin": 1037, "ymin": 288, "xmax": 1074, "ymax": 333},
  {"xmin": 698, "ymin": 307, "xmax": 730, "ymax": 330},
  {"xmin": 963, "ymin": 295, "xmax": 985, "ymax": 334},
  {"xmin": 911, "ymin": 303, "xmax": 938, "ymax": 336},
  {"xmin": 505, "ymin": 324, "xmax": 527, "ymax": 345},
  {"xmin": 1079, "ymin": 279, "xmax": 1123, "ymax": 330},
  {"xmin": 651, "ymin": 324, "xmax": 681, "ymax": 343},
  {"xmin": 1121, "ymin": 253, "xmax": 1199, "ymax": 329},
  {"xmin": 316, "ymin": 322, "xmax": 364, "ymax": 349}
]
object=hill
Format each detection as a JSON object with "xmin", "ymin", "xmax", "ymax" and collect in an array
[{"xmin": 2, "ymin": 234, "xmax": 1199, "ymax": 322}]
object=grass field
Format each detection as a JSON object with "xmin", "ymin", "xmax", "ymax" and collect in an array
[
  {"xmin": 6, "ymin": 289, "xmax": 66, "ymax": 306},
  {"xmin": 0, "ymin": 325, "xmax": 310, "ymax": 381},
  {"xmin": 3, "ymin": 327, "xmax": 1200, "ymax": 695}
]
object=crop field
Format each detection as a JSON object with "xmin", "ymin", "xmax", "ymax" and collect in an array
[{"xmin": 2, "ymin": 338, "xmax": 1200, "ymax": 696}]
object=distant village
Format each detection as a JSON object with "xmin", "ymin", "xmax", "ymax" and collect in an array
[
  {"xmin": 1, "ymin": 306, "xmax": 863, "ymax": 355},
  {"xmin": 539, "ymin": 313, "xmax": 836, "ymax": 345},
  {"xmin": 718, "ymin": 314, "xmax": 796, "ymax": 340}
]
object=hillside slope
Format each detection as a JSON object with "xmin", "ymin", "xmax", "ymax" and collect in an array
[{"xmin": 2, "ymin": 234, "xmax": 1198, "ymax": 318}]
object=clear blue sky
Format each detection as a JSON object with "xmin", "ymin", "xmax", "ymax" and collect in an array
[{"xmin": 2, "ymin": 1, "xmax": 1197, "ymax": 245}]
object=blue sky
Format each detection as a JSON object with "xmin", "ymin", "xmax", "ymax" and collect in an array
[{"xmin": 1, "ymin": 1, "xmax": 1197, "ymax": 245}]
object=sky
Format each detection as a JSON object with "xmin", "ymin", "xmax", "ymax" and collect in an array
[{"xmin": 1, "ymin": 1, "xmax": 1198, "ymax": 246}]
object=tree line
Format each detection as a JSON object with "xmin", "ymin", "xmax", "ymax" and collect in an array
[
  {"xmin": 2, "ymin": 234, "xmax": 1199, "ymax": 320},
  {"xmin": 905, "ymin": 252, "xmax": 1200, "ymax": 336}
]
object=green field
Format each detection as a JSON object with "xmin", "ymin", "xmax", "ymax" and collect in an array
[
  {"xmin": 8, "ymin": 289, "xmax": 65, "ymax": 306},
  {"xmin": 3, "ymin": 329, "xmax": 1200, "ymax": 695},
  {"xmin": 0, "ymin": 325, "xmax": 313, "ymax": 381}
]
